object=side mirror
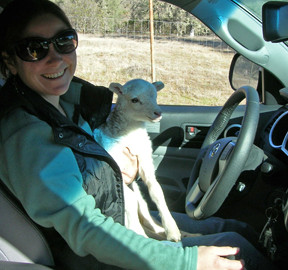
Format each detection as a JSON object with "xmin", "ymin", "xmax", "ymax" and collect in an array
[
  {"xmin": 229, "ymin": 53, "xmax": 260, "ymax": 91},
  {"xmin": 263, "ymin": 1, "xmax": 288, "ymax": 42}
]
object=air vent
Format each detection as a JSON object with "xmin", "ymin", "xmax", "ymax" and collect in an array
[{"xmin": 269, "ymin": 110, "xmax": 288, "ymax": 148}]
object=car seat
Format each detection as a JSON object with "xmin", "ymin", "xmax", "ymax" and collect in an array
[{"xmin": 0, "ymin": 180, "xmax": 55, "ymax": 269}]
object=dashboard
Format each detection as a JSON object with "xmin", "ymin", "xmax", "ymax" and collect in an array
[
  {"xmin": 264, "ymin": 107, "xmax": 288, "ymax": 232},
  {"xmin": 269, "ymin": 110, "xmax": 288, "ymax": 157}
]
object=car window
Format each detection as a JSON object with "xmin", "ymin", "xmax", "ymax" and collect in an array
[{"xmin": 67, "ymin": 3, "xmax": 236, "ymax": 106}]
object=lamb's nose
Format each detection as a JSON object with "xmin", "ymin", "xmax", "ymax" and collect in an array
[{"xmin": 154, "ymin": 111, "xmax": 162, "ymax": 117}]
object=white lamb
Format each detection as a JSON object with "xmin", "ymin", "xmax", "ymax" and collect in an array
[{"xmin": 93, "ymin": 78, "xmax": 181, "ymax": 242}]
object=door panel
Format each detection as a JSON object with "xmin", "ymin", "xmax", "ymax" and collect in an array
[
  {"xmin": 144, "ymin": 105, "xmax": 221, "ymax": 212},
  {"xmin": 151, "ymin": 146, "xmax": 199, "ymax": 212}
]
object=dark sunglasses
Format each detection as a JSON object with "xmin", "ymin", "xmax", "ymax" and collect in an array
[{"xmin": 14, "ymin": 29, "xmax": 78, "ymax": 62}]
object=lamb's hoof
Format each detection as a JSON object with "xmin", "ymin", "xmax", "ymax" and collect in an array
[{"xmin": 166, "ymin": 229, "xmax": 182, "ymax": 242}]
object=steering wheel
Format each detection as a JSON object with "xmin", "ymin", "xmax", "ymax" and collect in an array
[{"xmin": 186, "ymin": 86, "xmax": 259, "ymax": 219}]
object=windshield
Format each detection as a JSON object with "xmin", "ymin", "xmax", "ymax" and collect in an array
[{"xmin": 233, "ymin": 0, "xmax": 288, "ymax": 20}]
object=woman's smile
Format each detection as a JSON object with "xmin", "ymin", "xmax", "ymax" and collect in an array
[{"xmin": 42, "ymin": 68, "xmax": 66, "ymax": 79}]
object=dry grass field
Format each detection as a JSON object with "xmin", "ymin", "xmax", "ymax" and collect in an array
[{"xmin": 75, "ymin": 34, "xmax": 236, "ymax": 106}]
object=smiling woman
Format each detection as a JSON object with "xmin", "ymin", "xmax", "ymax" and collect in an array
[{"xmin": 1, "ymin": 14, "xmax": 77, "ymax": 108}]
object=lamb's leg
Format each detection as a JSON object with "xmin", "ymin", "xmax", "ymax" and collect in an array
[
  {"xmin": 131, "ymin": 181, "xmax": 167, "ymax": 238},
  {"xmin": 134, "ymin": 193, "xmax": 202, "ymax": 240},
  {"xmin": 138, "ymin": 156, "xmax": 181, "ymax": 242},
  {"xmin": 123, "ymin": 183, "xmax": 148, "ymax": 238}
]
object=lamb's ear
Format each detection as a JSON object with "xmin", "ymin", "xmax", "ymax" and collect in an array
[
  {"xmin": 153, "ymin": 81, "xmax": 164, "ymax": 92},
  {"xmin": 109, "ymin": 82, "xmax": 124, "ymax": 96}
]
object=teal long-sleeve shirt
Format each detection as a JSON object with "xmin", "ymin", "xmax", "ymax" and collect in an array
[{"xmin": 0, "ymin": 92, "xmax": 198, "ymax": 270}]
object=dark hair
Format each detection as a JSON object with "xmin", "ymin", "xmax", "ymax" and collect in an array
[{"xmin": 0, "ymin": 0, "xmax": 72, "ymax": 78}]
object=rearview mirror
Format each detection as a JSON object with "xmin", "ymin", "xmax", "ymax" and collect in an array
[{"xmin": 262, "ymin": 1, "xmax": 288, "ymax": 42}]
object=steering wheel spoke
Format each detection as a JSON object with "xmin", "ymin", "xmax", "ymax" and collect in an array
[
  {"xmin": 186, "ymin": 178, "xmax": 204, "ymax": 218},
  {"xmin": 186, "ymin": 179, "xmax": 203, "ymax": 204}
]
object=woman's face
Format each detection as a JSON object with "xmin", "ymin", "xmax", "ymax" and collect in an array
[{"xmin": 7, "ymin": 14, "xmax": 77, "ymax": 102}]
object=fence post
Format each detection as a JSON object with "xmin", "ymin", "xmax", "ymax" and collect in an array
[{"xmin": 149, "ymin": 0, "xmax": 155, "ymax": 82}]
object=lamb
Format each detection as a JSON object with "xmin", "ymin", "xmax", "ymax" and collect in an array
[{"xmin": 93, "ymin": 78, "xmax": 181, "ymax": 242}]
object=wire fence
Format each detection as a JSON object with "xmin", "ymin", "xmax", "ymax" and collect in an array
[{"xmin": 71, "ymin": 17, "xmax": 232, "ymax": 52}]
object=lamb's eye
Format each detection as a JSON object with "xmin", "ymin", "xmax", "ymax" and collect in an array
[{"xmin": 131, "ymin": 98, "xmax": 139, "ymax": 103}]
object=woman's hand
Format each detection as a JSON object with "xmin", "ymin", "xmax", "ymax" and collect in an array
[
  {"xmin": 120, "ymin": 147, "xmax": 139, "ymax": 185},
  {"xmin": 197, "ymin": 246, "xmax": 245, "ymax": 270}
]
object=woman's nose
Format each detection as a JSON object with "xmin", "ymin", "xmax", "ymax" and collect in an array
[{"xmin": 46, "ymin": 43, "xmax": 62, "ymax": 62}]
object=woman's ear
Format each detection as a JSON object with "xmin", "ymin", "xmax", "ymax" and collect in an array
[{"xmin": 1, "ymin": 52, "xmax": 18, "ymax": 75}]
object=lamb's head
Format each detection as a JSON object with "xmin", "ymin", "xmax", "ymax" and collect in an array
[{"xmin": 109, "ymin": 79, "xmax": 164, "ymax": 123}]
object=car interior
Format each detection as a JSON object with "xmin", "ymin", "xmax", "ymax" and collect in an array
[{"xmin": 1, "ymin": 0, "xmax": 288, "ymax": 269}]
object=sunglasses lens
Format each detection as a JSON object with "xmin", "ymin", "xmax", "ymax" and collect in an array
[
  {"xmin": 15, "ymin": 39, "xmax": 48, "ymax": 61},
  {"xmin": 54, "ymin": 30, "xmax": 78, "ymax": 54}
]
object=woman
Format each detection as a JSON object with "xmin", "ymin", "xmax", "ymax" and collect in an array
[{"xmin": 0, "ymin": 0, "xmax": 276, "ymax": 269}]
